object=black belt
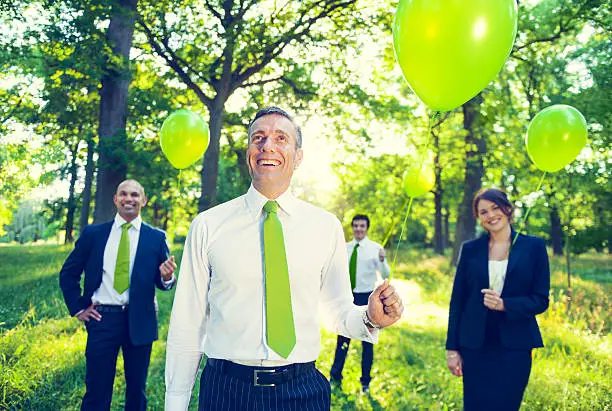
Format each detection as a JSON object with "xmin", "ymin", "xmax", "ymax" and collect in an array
[
  {"xmin": 206, "ymin": 358, "xmax": 315, "ymax": 387},
  {"xmin": 94, "ymin": 304, "xmax": 128, "ymax": 313}
]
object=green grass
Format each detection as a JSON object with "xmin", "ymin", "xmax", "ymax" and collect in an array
[{"xmin": 0, "ymin": 244, "xmax": 610, "ymax": 410}]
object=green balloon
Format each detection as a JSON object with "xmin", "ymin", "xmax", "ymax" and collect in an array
[
  {"xmin": 393, "ymin": 0, "xmax": 517, "ymax": 111},
  {"xmin": 403, "ymin": 163, "xmax": 435, "ymax": 198},
  {"xmin": 526, "ymin": 105, "xmax": 588, "ymax": 172},
  {"xmin": 160, "ymin": 109, "xmax": 209, "ymax": 169}
]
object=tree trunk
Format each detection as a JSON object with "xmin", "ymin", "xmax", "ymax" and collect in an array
[
  {"xmin": 452, "ymin": 94, "xmax": 486, "ymax": 264},
  {"xmin": 565, "ymin": 229, "xmax": 572, "ymax": 311},
  {"xmin": 198, "ymin": 101, "xmax": 225, "ymax": 212},
  {"xmin": 162, "ymin": 211, "xmax": 169, "ymax": 232},
  {"xmin": 443, "ymin": 203, "xmax": 450, "ymax": 249},
  {"xmin": 93, "ymin": 0, "xmax": 138, "ymax": 223},
  {"xmin": 79, "ymin": 136, "xmax": 95, "ymax": 233},
  {"xmin": 608, "ymin": 224, "xmax": 612, "ymax": 255},
  {"xmin": 152, "ymin": 201, "xmax": 160, "ymax": 227},
  {"xmin": 64, "ymin": 142, "xmax": 79, "ymax": 244},
  {"xmin": 433, "ymin": 130, "xmax": 444, "ymax": 255},
  {"xmin": 550, "ymin": 205, "xmax": 563, "ymax": 255}
]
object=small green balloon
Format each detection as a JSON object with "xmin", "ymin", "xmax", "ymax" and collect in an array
[
  {"xmin": 160, "ymin": 109, "xmax": 209, "ymax": 169},
  {"xmin": 403, "ymin": 163, "xmax": 435, "ymax": 198},
  {"xmin": 393, "ymin": 0, "xmax": 518, "ymax": 111},
  {"xmin": 526, "ymin": 105, "xmax": 588, "ymax": 172}
]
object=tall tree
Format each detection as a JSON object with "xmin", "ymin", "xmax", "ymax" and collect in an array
[
  {"xmin": 79, "ymin": 135, "xmax": 95, "ymax": 232},
  {"xmin": 452, "ymin": 93, "xmax": 485, "ymax": 264},
  {"xmin": 94, "ymin": 0, "xmax": 138, "ymax": 222},
  {"xmin": 431, "ymin": 113, "xmax": 452, "ymax": 254}
]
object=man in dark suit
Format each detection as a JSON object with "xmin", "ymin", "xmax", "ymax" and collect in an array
[{"xmin": 60, "ymin": 179, "xmax": 177, "ymax": 411}]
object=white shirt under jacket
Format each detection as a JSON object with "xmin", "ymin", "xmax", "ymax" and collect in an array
[
  {"xmin": 347, "ymin": 236, "xmax": 391, "ymax": 293},
  {"xmin": 92, "ymin": 214, "xmax": 174, "ymax": 306},
  {"xmin": 165, "ymin": 185, "xmax": 378, "ymax": 409}
]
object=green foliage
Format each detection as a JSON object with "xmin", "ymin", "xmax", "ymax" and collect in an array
[{"xmin": 2, "ymin": 201, "xmax": 50, "ymax": 244}]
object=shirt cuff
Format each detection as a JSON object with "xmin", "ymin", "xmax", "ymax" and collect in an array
[
  {"xmin": 73, "ymin": 309, "xmax": 84, "ymax": 317},
  {"xmin": 348, "ymin": 306, "xmax": 379, "ymax": 344},
  {"xmin": 165, "ymin": 393, "xmax": 191, "ymax": 411},
  {"xmin": 161, "ymin": 275, "xmax": 176, "ymax": 289}
]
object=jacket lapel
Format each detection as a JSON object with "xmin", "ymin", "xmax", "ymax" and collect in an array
[
  {"xmin": 133, "ymin": 223, "xmax": 151, "ymax": 278},
  {"xmin": 96, "ymin": 222, "xmax": 113, "ymax": 261},
  {"xmin": 476, "ymin": 234, "xmax": 490, "ymax": 290},
  {"xmin": 506, "ymin": 227, "xmax": 522, "ymax": 278}
]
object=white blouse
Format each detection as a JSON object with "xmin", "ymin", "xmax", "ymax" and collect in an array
[{"xmin": 488, "ymin": 259, "xmax": 508, "ymax": 294}]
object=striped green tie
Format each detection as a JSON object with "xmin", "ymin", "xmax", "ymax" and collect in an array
[
  {"xmin": 349, "ymin": 243, "xmax": 359, "ymax": 290},
  {"xmin": 263, "ymin": 201, "xmax": 296, "ymax": 358},
  {"xmin": 113, "ymin": 222, "xmax": 132, "ymax": 294}
]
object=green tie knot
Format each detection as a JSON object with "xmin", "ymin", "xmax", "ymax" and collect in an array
[
  {"xmin": 264, "ymin": 201, "xmax": 279, "ymax": 214},
  {"xmin": 122, "ymin": 222, "xmax": 132, "ymax": 231}
]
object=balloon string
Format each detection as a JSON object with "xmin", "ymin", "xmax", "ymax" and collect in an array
[
  {"xmin": 512, "ymin": 170, "xmax": 547, "ymax": 248},
  {"xmin": 391, "ymin": 196, "xmax": 414, "ymax": 276},
  {"xmin": 382, "ymin": 196, "xmax": 409, "ymax": 248},
  {"xmin": 172, "ymin": 169, "xmax": 182, "ymax": 240}
]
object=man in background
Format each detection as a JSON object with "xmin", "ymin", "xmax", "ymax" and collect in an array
[{"xmin": 330, "ymin": 214, "xmax": 391, "ymax": 393}]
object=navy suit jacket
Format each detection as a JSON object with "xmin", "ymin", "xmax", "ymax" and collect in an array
[
  {"xmin": 446, "ymin": 229, "xmax": 550, "ymax": 350},
  {"xmin": 59, "ymin": 220, "xmax": 173, "ymax": 346}
]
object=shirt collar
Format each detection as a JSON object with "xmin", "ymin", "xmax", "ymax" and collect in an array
[
  {"xmin": 351, "ymin": 235, "xmax": 368, "ymax": 245},
  {"xmin": 114, "ymin": 213, "xmax": 142, "ymax": 231},
  {"xmin": 245, "ymin": 184, "xmax": 298, "ymax": 221}
]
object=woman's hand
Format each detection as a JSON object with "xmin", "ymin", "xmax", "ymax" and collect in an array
[
  {"xmin": 481, "ymin": 289, "xmax": 505, "ymax": 311},
  {"xmin": 446, "ymin": 350, "xmax": 463, "ymax": 376}
]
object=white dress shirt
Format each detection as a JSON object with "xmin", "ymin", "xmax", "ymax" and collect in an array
[
  {"xmin": 165, "ymin": 186, "xmax": 378, "ymax": 409},
  {"xmin": 347, "ymin": 236, "xmax": 391, "ymax": 293},
  {"xmin": 91, "ymin": 214, "xmax": 173, "ymax": 306}
]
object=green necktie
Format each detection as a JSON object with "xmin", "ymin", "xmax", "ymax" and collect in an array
[
  {"xmin": 263, "ymin": 201, "xmax": 296, "ymax": 358},
  {"xmin": 114, "ymin": 222, "xmax": 132, "ymax": 294},
  {"xmin": 349, "ymin": 243, "xmax": 359, "ymax": 290}
]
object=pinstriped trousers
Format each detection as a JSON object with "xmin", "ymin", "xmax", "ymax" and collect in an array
[{"xmin": 198, "ymin": 361, "xmax": 332, "ymax": 411}]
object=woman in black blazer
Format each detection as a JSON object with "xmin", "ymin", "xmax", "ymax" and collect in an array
[{"xmin": 446, "ymin": 188, "xmax": 550, "ymax": 411}]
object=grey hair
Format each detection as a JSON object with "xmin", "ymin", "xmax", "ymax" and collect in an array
[{"xmin": 247, "ymin": 106, "xmax": 303, "ymax": 148}]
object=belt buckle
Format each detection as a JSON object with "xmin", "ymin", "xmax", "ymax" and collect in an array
[{"xmin": 253, "ymin": 369, "xmax": 276, "ymax": 387}]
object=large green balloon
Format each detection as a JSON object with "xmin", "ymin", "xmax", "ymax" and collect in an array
[
  {"xmin": 403, "ymin": 163, "xmax": 435, "ymax": 198},
  {"xmin": 393, "ymin": 0, "xmax": 518, "ymax": 111},
  {"xmin": 160, "ymin": 109, "xmax": 209, "ymax": 169},
  {"xmin": 526, "ymin": 105, "xmax": 588, "ymax": 172}
]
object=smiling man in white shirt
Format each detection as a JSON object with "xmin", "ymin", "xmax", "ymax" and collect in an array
[
  {"xmin": 164, "ymin": 107, "xmax": 404, "ymax": 411},
  {"xmin": 329, "ymin": 214, "xmax": 391, "ymax": 394}
]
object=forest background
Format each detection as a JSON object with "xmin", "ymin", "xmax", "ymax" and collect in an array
[{"xmin": 0, "ymin": 0, "xmax": 609, "ymax": 410}]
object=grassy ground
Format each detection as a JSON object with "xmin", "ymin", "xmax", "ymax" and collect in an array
[{"xmin": 0, "ymin": 244, "xmax": 610, "ymax": 410}]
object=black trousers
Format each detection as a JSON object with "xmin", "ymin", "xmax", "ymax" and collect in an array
[
  {"xmin": 198, "ymin": 359, "xmax": 331, "ymax": 411},
  {"xmin": 329, "ymin": 291, "xmax": 373, "ymax": 387},
  {"xmin": 81, "ymin": 309, "xmax": 152, "ymax": 411}
]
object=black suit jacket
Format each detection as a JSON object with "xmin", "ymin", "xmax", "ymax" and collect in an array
[
  {"xmin": 446, "ymin": 229, "xmax": 550, "ymax": 350},
  {"xmin": 59, "ymin": 220, "xmax": 173, "ymax": 346}
]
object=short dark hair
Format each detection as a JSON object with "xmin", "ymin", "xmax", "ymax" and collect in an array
[
  {"xmin": 247, "ymin": 106, "xmax": 303, "ymax": 148},
  {"xmin": 351, "ymin": 214, "xmax": 370, "ymax": 229},
  {"xmin": 472, "ymin": 188, "xmax": 513, "ymax": 221}
]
